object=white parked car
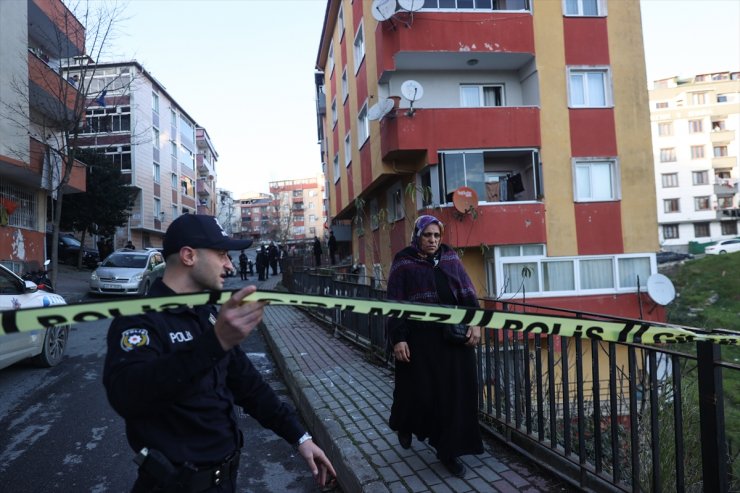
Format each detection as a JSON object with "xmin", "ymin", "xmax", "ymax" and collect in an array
[
  {"xmin": 0, "ymin": 264, "xmax": 69, "ymax": 370},
  {"xmin": 705, "ymin": 239, "xmax": 740, "ymax": 255},
  {"xmin": 89, "ymin": 249, "xmax": 165, "ymax": 296}
]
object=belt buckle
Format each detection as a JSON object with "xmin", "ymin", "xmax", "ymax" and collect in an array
[{"xmin": 212, "ymin": 467, "xmax": 222, "ymax": 486}]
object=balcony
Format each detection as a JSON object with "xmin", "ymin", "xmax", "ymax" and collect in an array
[
  {"xmin": 376, "ymin": 11, "xmax": 533, "ymax": 77},
  {"xmin": 710, "ymin": 129, "xmax": 735, "ymax": 143},
  {"xmin": 28, "ymin": 0, "xmax": 85, "ymax": 59},
  {"xmin": 714, "ymin": 179, "xmax": 737, "ymax": 196},
  {"xmin": 717, "ymin": 208, "xmax": 740, "ymax": 219},
  {"xmin": 380, "ymin": 107, "xmax": 540, "ymax": 162},
  {"xmin": 28, "ymin": 52, "xmax": 78, "ymax": 123},
  {"xmin": 712, "ymin": 155, "xmax": 737, "ymax": 169},
  {"xmin": 196, "ymin": 179, "xmax": 211, "ymax": 197}
]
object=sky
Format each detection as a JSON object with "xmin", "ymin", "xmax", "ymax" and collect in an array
[{"xmin": 101, "ymin": 0, "xmax": 740, "ymax": 199}]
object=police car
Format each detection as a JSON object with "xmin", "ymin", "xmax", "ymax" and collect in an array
[{"xmin": 0, "ymin": 263, "xmax": 69, "ymax": 370}]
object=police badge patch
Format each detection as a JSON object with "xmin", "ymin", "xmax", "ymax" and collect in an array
[{"xmin": 121, "ymin": 328, "xmax": 150, "ymax": 351}]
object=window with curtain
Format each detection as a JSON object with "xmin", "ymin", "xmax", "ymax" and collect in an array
[
  {"xmin": 574, "ymin": 160, "xmax": 617, "ymax": 201},
  {"xmin": 353, "ymin": 23, "xmax": 365, "ymax": 73},
  {"xmin": 563, "ymin": 0, "xmax": 604, "ymax": 16},
  {"xmin": 542, "ymin": 260, "xmax": 575, "ymax": 292},
  {"xmin": 618, "ymin": 257, "xmax": 650, "ymax": 288},
  {"xmin": 502, "ymin": 262, "xmax": 539, "ymax": 295},
  {"xmin": 568, "ymin": 68, "xmax": 611, "ymax": 107},
  {"xmin": 460, "ymin": 84, "xmax": 504, "ymax": 107},
  {"xmin": 580, "ymin": 258, "xmax": 614, "ymax": 290}
]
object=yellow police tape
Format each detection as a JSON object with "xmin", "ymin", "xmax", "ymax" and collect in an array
[{"xmin": 0, "ymin": 289, "xmax": 737, "ymax": 345}]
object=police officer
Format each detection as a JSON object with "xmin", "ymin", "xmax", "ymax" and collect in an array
[{"xmin": 103, "ymin": 214, "xmax": 336, "ymax": 492}]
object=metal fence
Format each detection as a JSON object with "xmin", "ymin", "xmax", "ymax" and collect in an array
[{"xmin": 281, "ymin": 259, "xmax": 736, "ymax": 492}]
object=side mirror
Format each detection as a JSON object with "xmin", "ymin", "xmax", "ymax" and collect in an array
[
  {"xmin": 24, "ymin": 280, "xmax": 38, "ymax": 292},
  {"xmin": 44, "ymin": 259, "xmax": 51, "ymax": 267}
]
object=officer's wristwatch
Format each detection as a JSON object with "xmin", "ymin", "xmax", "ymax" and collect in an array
[{"xmin": 296, "ymin": 432, "xmax": 313, "ymax": 448}]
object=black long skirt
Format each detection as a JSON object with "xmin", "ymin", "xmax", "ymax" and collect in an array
[{"xmin": 388, "ymin": 322, "xmax": 483, "ymax": 459}]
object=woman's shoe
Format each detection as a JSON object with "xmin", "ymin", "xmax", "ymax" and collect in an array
[
  {"xmin": 398, "ymin": 431, "xmax": 412, "ymax": 449},
  {"xmin": 440, "ymin": 456, "xmax": 466, "ymax": 478}
]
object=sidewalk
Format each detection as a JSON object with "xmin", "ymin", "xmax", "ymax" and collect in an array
[
  {"xmin": 257, "ymin": 275, "xmax": 572, "ymax": 493},
  {"xmin": 55, "ymin": 267, "xmax": 571, "ymax": 492}
]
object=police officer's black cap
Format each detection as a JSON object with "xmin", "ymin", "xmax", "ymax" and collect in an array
[{"xmin": 163, "ymin": 214, "xmax": 253, "ymax": 258}]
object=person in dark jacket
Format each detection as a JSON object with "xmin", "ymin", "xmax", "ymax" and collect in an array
[
  {"xmin": 386, "ymin": 215, "xmax": 483, "ymax": 479},
  {"xmin": 103, "ymin": 214, "xmax": 335, "ymax": 492},
  {"xmin": 328, "ymin": 231, "xmax": 337, "ymax": 265},
  {"xmin": 312, "ymin": 236, "xmax": 322, "ymax": 267},
  {"xmin": 268, "ymin": 242, "xmax": 279, "ymax": 275},
  {"xmin": 238, "ymin": 250, "xmax": 248, "ymax": 281}
]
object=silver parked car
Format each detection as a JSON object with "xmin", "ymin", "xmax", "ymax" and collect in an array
[
  {"xmin": 89, "ymin": 249, "xmax": 165, "ymax": 296},
  {"xmin": 0, "ymin": 264, "xmax": 69, "ymax": 370}
]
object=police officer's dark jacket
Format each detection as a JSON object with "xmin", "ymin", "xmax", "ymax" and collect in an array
[{"xmin": 103, "ymin": 279, "xmax": 304, "ymax": 466}]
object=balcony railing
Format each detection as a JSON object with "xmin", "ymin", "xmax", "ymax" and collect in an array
[{"xmin": 281, "ymin": 259, "xmax": 737, "ymax": 493}]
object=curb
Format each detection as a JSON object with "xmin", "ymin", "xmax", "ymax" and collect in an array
[{"xmin": 261, "ymin": 316, "xmax": 390, "ymax": 493}]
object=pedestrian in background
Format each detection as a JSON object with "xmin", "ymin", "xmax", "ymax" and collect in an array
[
  {"xmin": 268, "ymin": 242, "xmax": 279, "ymax": 276},
  {"xmin": 124, "ymin": 240, "xmax": 135, "ymax": 250},
  {"xmin": 328, "ymin": 230, "xmax": 337, "ymax": 265},
  {"xmin": 238, "ymin": 249, "xmax": 248, "ymax": 281},
  {"xmin": 312, "ymin": 235, "xmax": 322, "ymax": 267},
  {"xmin": 103, "ymin": 214, "xmax": 336, "ymax": 492},
  {"xmin": 386, "ymin": 215, "xmax": 483, "ymax": 478}
]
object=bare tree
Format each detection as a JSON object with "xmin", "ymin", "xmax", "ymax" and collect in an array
[{"xmin": 2, "ymin": 0, "xmax": 127, "ymax": 287}]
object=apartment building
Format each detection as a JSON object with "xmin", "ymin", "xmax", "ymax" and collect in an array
[
  {"xmin": 238, "ymin": 193, "xmax": 277, "ymax": 242},
  {"xmin": 196, "ymin": 126, "xmax": 218, "ymax": 216},
  {"xmin": 0, "ymin": 0, "xmax": 87, "ymax": 272},
  {"xmin": 650, "ymin": 71, "xmax": 740, "ymax": 251},
  {"xmin": 216, "ymin": 188, "xmax": 240, "ymax": 237},
  {"xmin": 269, "ymin": 176, "xmax": 326, "ymax": 242},
  {"xmin": 315, "ymin": 0, "xmax": 661, "ymax": 321},
  {"xmin": 66, "ymin": 61, "xmax": 213, "ymax": 249}
]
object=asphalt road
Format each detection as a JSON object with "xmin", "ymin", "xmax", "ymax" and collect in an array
[{"xmin": 0, "ymin": 316, "xmax": 338, "ymax": 492}]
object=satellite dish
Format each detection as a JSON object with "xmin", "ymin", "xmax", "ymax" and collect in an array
[
  {"xmin": 371, "ymin": 0, "xmax": 397, "ymax": 21},
  {"xmin": 368, "ymin": 98, "xmax": 395, "ymax": 121},
  {"xmin": 398, "ymin": 0, "xmax": 424, "ymax": 12},
  {"xmin": 646, "ymin": 273, "xmax": 676, "ymax": 306},
  {"xmin": 452, "ymin": 187, "xmax": 478, "ymax": 214},
  {"xmin": 401, "ymin": 80, "xmax": 424, "ymax": 102}
]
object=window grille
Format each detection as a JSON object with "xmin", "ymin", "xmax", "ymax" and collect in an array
[{"xmin": 0, "ymin": 180, "xmax": 37, "ymax": 230}]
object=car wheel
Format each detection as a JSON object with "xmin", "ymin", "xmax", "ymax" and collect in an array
[
  {"xmin": 32, "ymin": 325, "xmax": 69, "ymax": 367},
  {"xmin": 720, "ymin": 250, "xmax": 727, "ymax": 254}
]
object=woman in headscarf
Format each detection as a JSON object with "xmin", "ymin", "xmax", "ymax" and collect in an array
[{"xmin": 386, "ymin": 215, "xmax": 483, "ymax": 478}]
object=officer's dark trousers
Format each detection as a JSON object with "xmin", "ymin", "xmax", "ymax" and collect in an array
[{"xmin": 131, "ymin": 467, "xmax": 238, "ymax": 493}]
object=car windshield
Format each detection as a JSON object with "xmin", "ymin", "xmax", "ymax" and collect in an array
[
  {"xmin": 102, "ymin": 253, "xmax": 148, "ymax": 269},
  {"xmin": 62, "ymin": 236, "xmax": 81, "ymax": 247}
]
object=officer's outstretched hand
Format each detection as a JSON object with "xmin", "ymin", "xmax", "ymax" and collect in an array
[
  {"xmin": 214, "ymin": 285, "xmax": 265, "ymax": 351},
  {"xmin": 298, "ymin": 439, "xmax": 337, "ymax": 488}
]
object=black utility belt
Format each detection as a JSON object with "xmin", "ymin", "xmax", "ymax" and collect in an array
[{"xmin": 134, "ymin": 448, "xmax": 240, "ymax": 493}]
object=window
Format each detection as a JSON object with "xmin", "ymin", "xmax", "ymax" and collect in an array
[
  {"xmin": 153, "ymin": 163, "xmax": 160, "ymax": 183},
  {"xmin": 690, "ymin": 145, "xmax": 704, "ymax": 159},
  {"xmin": 714, "ymin": 146, "xmax": 728, "ymax": 157},
  {"xmin": 154, "ymin": 198, "xmax": 161, "ymax": 218},
  {"xmin": 563, "ymin": 0, "xmax": 606, "ymax": 16},
  {"xmin": 170, "ymin": 141, "xmax": 177, "ymax": 158},
  {"xmin": 692, "ymin": 170, "xmax": 708, "ymax": 185},
  {"xmin": 660, "ymin": 148, "xmax": 676, "ymax": 162},
  {"xmin": 172, "ymin": 205, "xmax": 178, "ymax": 222},
  {"xmin": 370, "ymin": 199, "xmax": 379, "ymax": 231},
  {"xmin": 690, "ymin": 92, "xmax": 706, "ymax": 105},
  {"xmin": 331, "ymin": 97, "xmax": 337, "ymax": 127},
  {"xmin": 353, "ymin": 22, "xmax": 365, "ymax": 73},
  {"xmin": 460, "ymin": 84, "xmax": 504, "ymax": 107},
  {"xmin": 328, "ymin": 42, "xmax": 334, "ymax": 75},
  {"xmin": 344, "ymin": 133, "xmax": 352, "ymax": 165},
  {"xmin": 688, "ymin": 119, "xmax": 703, "ymax": 133},
  {"xmin": 717, "ymin": 94, "xmax": 728, "ymax": 103},
  {"xmin": 152, "ymin": 92, "xmax": 159, "ymax": 113},
  {"xmin": 694, "ymin": 222, "xmax": 710, "ymax": 237},
  {"xmin": 618, "ymin": 257, "xmax": 651, "ymax": 289},
  {"xmin": 440, "ymin": 152, "xmax": 485, "ymax": 203},
  {"xmin": 655, "ymin": 102, "xmax": 669, "ymax": 109},
  {"xmin": 573, "ymin": 159, "xmax": 618, "ymax": 201},
  {"xmin": 341, "ymin": 68, "xmax": 348, "ymax": 102},
  {"xmin": 694, "ymin": 196, "xmax": 711, "ymax": 211},
  {"xmin": 568, "ymin": 68, "xmax": 611, "ymax": 108},
  {"xmin": 664, "ymin": 198, "xmax": 679, "ymax": 213},
  {"xmin": 171, "ymin": 173, "xmax": 177, "ymax": 188},
  {"xmin": 387, "ymin": 183, "xmax": 404, "ymax": 221},
  {"xmin": 152, "ymin": 128, "xmax": 160, "ymax": 149},
  {"xmin": 338, "ymin": 4, "xmax": 345, "ymax": 38},
  {"xmin": 82, "ymin": 106, "xmax": 131, "ymax": 133},
  {"xmin": 718, "ymin": 196, "xmax": 734, "ymax": 209},
  {"xmin": 663, "ymin": 224, "xmax": 679, "ymax": 239},
  {"xmin": 333, "ymin": 154, "xmax": 339, "ymax": 183},
  {"xmin": 0, "ymin": 182, "xmax": 36, "ymax": 229},
  {"xmin": 721, "ymin": 221, "xmax": 738, "ymax": 236},
  {"xmin": 712, "ymin": 120, "xmax": 726, "ymax": 131},
  {"xmin": 357, "ymin": 103, "xmax": 369, "ymax": 146},
  {"xmin": 104, "ymin": 145, "xmax": 132, "ymax": 172},
  {"xmin": 657, "ymin": 122, "xmax": 672, "ymax": 136},
  {"xmin": 422, "ymin": 0, "xmax": 531, "ymax": 10},
  {"xmin": 661, "ymin": 173, "xmax": 678, "ymax": 188}
]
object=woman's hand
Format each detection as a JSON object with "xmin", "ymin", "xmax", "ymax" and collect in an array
[
  {"xmin": 465, "ymin": 326, "xmax": 481, "ymax": 347},
  {"xmin": 394, "ymin": 342, "xmax": 411, "ymax": 363}
]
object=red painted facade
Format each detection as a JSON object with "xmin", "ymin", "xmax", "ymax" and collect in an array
[{"xmin": 574, "ymin": 202, "xmax": 624, "ymax": 254}]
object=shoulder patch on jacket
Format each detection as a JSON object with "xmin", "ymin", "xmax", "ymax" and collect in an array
[{"xmin": 120, "ymin": 328, "xmax": 150, "ymax": 351}]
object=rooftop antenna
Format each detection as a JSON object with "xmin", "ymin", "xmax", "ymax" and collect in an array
[
  {"xmin": 372, "ymin": 0, "xmax": 398, "ymax": 29},
  {"xmin": 367, "ymin": 98, "xmax": 396, "ymax": 121},
  {"xmin": 400, "ymin": 80, "xmax": 424, "ymax": 116}
]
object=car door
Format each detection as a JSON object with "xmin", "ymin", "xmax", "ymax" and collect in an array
[{"xmin": 0, "ymin": 266, "xmax": 43, "ymax": 369}]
